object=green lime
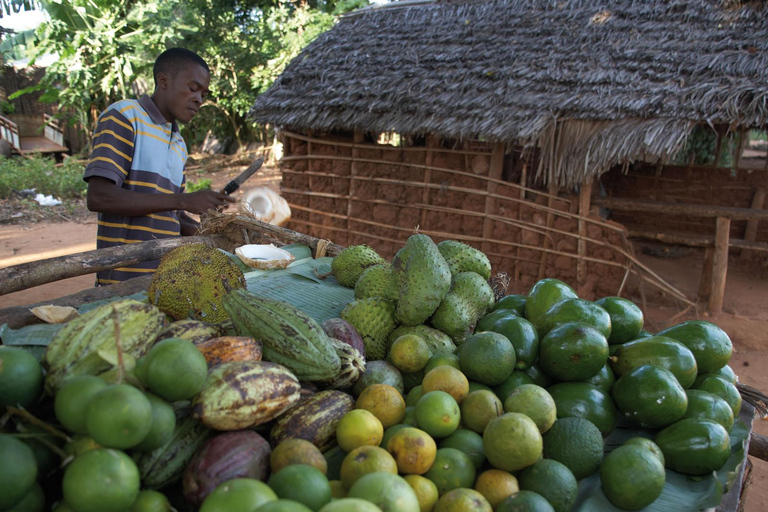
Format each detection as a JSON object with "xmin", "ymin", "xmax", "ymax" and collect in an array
[
  {"xmin": 496, "ymin": 490, "xmax": 554, "ymax": 512},
  {"xmin": 600, "ymin": 445, "xmax": 665, "ymax": 510},
  {"xmin": 317, "ymin": 498, "xmax": 383, "ymax": 512},
  {"xmin": 85, "ymin": 384, "xmax": 152, "ymax": 449},
  {"xmin": 200, "ymin": 478, "xmax": 277, "ymax": 512},
  {"xmin": 54, "ymin": 375, "xmax": 109, "ymax": 435},
  {"xmin": 458, "ymin": 332, "xmax": 516, "ymax": 386},
  {"xmin": 129, "ymin": 490, "xmax": 173, "ymax": 512},
  {"xmin": 433, "ymin": 488, "xmax": 492, "ymax": 512},
  {"xmin": 439, "ymin": 429, "xmax": 486, "ymax": 469},
  {"xmin": 138, "ymin": 338, "xmax": 208, "ymax": 401},
  {"xmin": 62, "ymin": 449, "xmax": 140, "ymax": 512},
  {"xmin": 389, "ymin": 335, "xmax": 431, "ymax": 373},
  {"xmin": 256, "ymin": 500, "xmax": 313, "ymax": 512},
  {"xmin": 483, "ymin": 413, "xmax": 542, "ymax": 472},
  {"xmin": 460, "ymin": 390, "xmax": 503, "ymax": 433},
  {"xmin": 133, "ymin": 393, "xmax": 176, "ymax": 451},
  {"xmin": 424, "ymin": 448, "xmax": 476, "ymax": 496},
  {"xmin": 268, "ymin": 464, "xmax": 332, "ymax": 511},
  {"xmin": 423, "ymin": 353, "xmax": 461, "ymax": 375},
  {"xmin": 5, "ymin": 481, "xmax": 44, "ymax": 512},
  {"xmin": 503, "ymin": 384, "xmax": 556, "ymax": 434},
  {"xmin": 542, "ymin": 417, "xmax": 603, "ymax": 480},
  {"xmin": 0, "ymin": 434, "xmax": 37, "ymax": 509},
  {"xmin": 493, "ymin": 371, "xmax": 535, "ymax": 402},
  {"xmin": 0, "ymin": 346, "xmax": 43, "ymax": 411},
  {"xmin": 347, "ymin": 472, "xmax": 420, "ymax": 512},
  {"xmin": 518, "ymin": 459, "xmax": 577, "ymax": 512},
  {"xmin": 623, "ymin": 437, "xmax": 665, "ymax": 466},
  {"xmin": 415, "ymin": 391, "xmax": 460, "ymax": 438}
]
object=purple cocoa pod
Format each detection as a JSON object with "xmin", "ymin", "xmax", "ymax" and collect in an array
[
  {"xmin": 182, "ymin": 430, "xmax": 271, "ymax": 505},
  {"xmin": 321, "ymin": 318, "xmax": 366, "ymax": 357}
]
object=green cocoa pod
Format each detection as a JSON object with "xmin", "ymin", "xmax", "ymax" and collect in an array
[
  {"xmin": 154, "ymin": 319, "xmax": 223, "ymax": 345},
  {"xmin": 270, "ymin": 390, "xmax": 356, "ymax": 452}
]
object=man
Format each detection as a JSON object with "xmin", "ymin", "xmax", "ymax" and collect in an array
[{"xmin": 84, "ymin": 48, "xmax": 234, "ymax": 285}]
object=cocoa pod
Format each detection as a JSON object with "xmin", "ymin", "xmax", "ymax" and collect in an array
[
  {"xmin": 182, "ymin": 430, "xmax": 271, "ymax": 505},
  {"xmin": 192, "ymin": 361, "xmax": 301, "ymax": 430},
  {"xmin": 270, "ymin": 390, "xmax": 355, "ymax": 452},
  {"xmin": 155, "ymin": 319, "xmax": 223, "ymax": 345},
  {"xmin": 321, "ymin": 318, "xmax": 366, "ymax": 356},
  {"xmin": 317, "ymin": 337, "xmax": 365, "ymax": 391},
  {"xmin": 195, "ymin": 336, "xmax": 262, "ymax": 367}
]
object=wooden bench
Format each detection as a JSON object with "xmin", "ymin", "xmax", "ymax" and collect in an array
[{"xmin": 0, "ymin": 113, "xmax": 68, "ymax": 155}]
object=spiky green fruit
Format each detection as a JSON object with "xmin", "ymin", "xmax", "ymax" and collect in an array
[
  {"xmin": 393, "ymin": 234, "xmax": 452, "ymax": 326},
  {"xmin": 354, "ymin": 263, "xmax": 399, "ymax": 301},
  {"xmin": 431, "ymin": 272, "xmax": 495, "ymax": 343},
  {"xmin": 437, "ymin": 240, "xmax": 492, "ymax": 280},
  {"xmin": 331, "ymin": 245, "xmax": 385, "ymax": 288},
  {"xmin": 388, "ymin": 325, "xmax": 456, "ymax": 356},
  {"xmin": 341, "ymin": 298, "xmax": 398, "ymax": 361}
]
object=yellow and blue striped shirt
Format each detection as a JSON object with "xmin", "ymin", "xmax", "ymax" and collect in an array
[{"xmin": 84, "ymin": 94, "xmax": 188, "ymax": 285}]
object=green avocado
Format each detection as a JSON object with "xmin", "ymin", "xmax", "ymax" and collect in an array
[
  {"xmin": 612, "ymin": 365, "xmax": 688, "ymax": 429},
  {"xmin": 595, "ymin": 296, "xmax": 644, "ymax": 344},
  {"xmin": 682, "ymin": 389, "xmax": 734, "ymax": 431},
  {"xmin": 535, "ymin": 298, "xmax": 612, "ymax": 339},
  {"xmin": 475, "ymin": 309, "xmax": 517, "ymax": 332},
  {"xmin": 491, "ymin": 294, "xmax": 527, "ymax": 316},
  {"xmin": 610, "ymin": 335, "xmax": 698, "ymax": 389},
  {"xmin": 493, "ymin": 371, "xmax": 536, "ymax": 402},
  {"xmin": 547, "ymin": 382, "xmax": 618, "ymax": 436},
  {"xmin": 694, "ymin": 374, "xmax": 742, "ymax": 418},
  {"xmin": 656, "ymin": 321, "xmax": 732, "ymax": 374},
  {"xmin": 654, "ymin": 418, "xmax": 731, "ymax": 476},
  {"xmin": 694, "ymin": 364, "xmax": 737, "ymax": 386},
  {"xmin": 583, "ymin": 363, "xmax": 615, "ymax": 395},
  {"xmin": 539, "ymin": 322, "xmax": 609, "ymax": 382},
  {"xmin": 524, "ymin": 278, "xmax": 577, "ymax": 327},
  {"xmin": 483, "ymin": 315, "xmax": 539, "ymax": 370}
]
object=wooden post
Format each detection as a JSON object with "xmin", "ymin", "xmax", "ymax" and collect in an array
[
  {"xmin": 743, "ymin": 187, "xmax": 766, "ymax": 243},
  {"xmin": 346, "ymin": 130, "xmax": 364, "ymax": 236},
  {"xmin": 709, "ymin": 217, "xmax": 731, "ymax": 313},
  {"xmin": 482, "ymin": 143, "xmax": 505, "ymax": 255},
  {"xmin": 698, "ymin": 247, "xmax": 714, "ymax": 302},
  {"xmin": 577, "ymin": 179, "xmax": 593, "ymax": 286},
  {"xmin": 515, "ymin": 161, "xmax": 528, "ymax": 281},
  {"xmin": 420, "ymin": 136, "xmax": 440, "ymax": 231},
  {"xmin": 537, "ymin": 180, "xmax": 559, "ymax": 280}
]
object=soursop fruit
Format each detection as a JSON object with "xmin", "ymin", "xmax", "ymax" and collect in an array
[
  {"xmin": 437, "ymin": 240, "xmax": 492, "ymax": 280},
  {"xmin": 393, "ymin": 234, "xmax": 452, "ymax": 326},
  {"xmin": 331, "ymin": 245, "xmax": 385, "ymax": 288},
  {"xmin": 354, "ymin": 263, "xmax": 399, "ymax": 301},
  {"xmin": 431, "ymin": 272, "xmax": 495, "ymax": 343},
  {"xmin": 388, "ymin": 325, "xmax": 456, "ymax": 356},
  {"xmin": 341, "ymin": 297, "xmax": 397, "ymax": 361}
]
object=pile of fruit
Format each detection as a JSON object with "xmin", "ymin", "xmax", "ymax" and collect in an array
[{"xmin": 0, "ymin": 237, "xmax": 745, "ymax": 512}]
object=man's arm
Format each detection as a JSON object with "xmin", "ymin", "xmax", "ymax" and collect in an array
[{"xmin": 86, "ymin": 177, "xmax": 235, "ymax": 216}]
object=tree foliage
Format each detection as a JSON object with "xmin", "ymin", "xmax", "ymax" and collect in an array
[{"xmin": 6, "ymin": 0, "xmax": 368, "ymax": 152}]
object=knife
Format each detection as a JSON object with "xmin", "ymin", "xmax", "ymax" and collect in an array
[{"xmin": 220, "ymin": 157, "xmax": 265, "ymax": 195}]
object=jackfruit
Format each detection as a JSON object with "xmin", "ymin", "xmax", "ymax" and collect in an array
[
  {"xmin": 388, "ymin": 324, "xmax": 457, "ymax": 356},
  {"xmin": 393, "ymin": 234, "xmax": 452, "ymax": 326},
  {"xmin": 340, "ymin": 297, "xmax": 397, "ymax": 361},
  {"xmin": 331, "ymin": 245, "xmax": 385, "ymax": 288},
  {"xmin": 437, "ymin": 240, "xmax": 492, "ymax": 280},
  {"xmin": 147, "ymin": 244, "xmax": 246, "ymax": 323},
  {"xmin": 431, "ymin": 272, "xmax": 495, "ymax": 343},
  {"xmin": 354, "ymin": 263, "xmax": 399, "ymax": 301}
]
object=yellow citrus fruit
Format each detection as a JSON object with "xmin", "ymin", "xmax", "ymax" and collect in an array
[
  {"xmin": 422, "ymin": 366, "xmax": 469, "ymax": 404},
  {"xmin": 406, "ymin": 385, "xmax": 425, "ymax": 407},
  {"xmin": 336, "ymin": 409, "xmax": 384, "ymax": 452},
  {"xmin": 483, "ymin": 413, "xmax": 542, "ymax": 472},
  {"xmin": 356, "ymin": 384, "xmax": 406, "ymax": 428},
  {"xmin": 389, "ymin": 335, "xmax": 431, "ymax": 373},
  {"xmin": 339, "ymin": 445, "xmax": 398, "ymax": 490},
  {"xmin": 474, "ymin": 469, "xmax": 519, "ymax": 509},
  {"xmin": 460, "ymin": 390, "xmax": 503, "ymax": 434},
  {"xmin": 270, "ymin": 438, "xmax": 328, "ymax": 475},
  {"xmin": 386, "ymin": 427, "xmax": 437, "ymax": 475},
  {"xmin": 433, "ymin": 488, "xmax": 492, "ymax": 512},
  {"xmin": 415, "ymin": 391, "xmax": 460, "ymax": 439},
  {"xmin": 404, "ymin": 474, "xmax": 439, "ymax": 512},
  {"xmin": 503, "ymin": 384, "xmax": 557, "ymax": 434}
]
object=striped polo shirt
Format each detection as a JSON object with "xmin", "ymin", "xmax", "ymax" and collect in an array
[{"xmin": 84, "ymin": 94, "xmax": 188, "ymax": 285}]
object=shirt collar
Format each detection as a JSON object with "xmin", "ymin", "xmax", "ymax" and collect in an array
[{"xmin": 138, "ymin": 94, "xmax": 179, "ymax": 133}]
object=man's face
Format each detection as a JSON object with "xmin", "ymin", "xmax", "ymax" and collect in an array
[{"xmin": 160, "ymin": 64, "xmax": 211, "ymax": 124}]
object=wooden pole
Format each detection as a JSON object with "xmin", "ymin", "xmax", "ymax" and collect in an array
[
  {"xmin": 743, "ymin": 187, "xmax": 766, "ymax": 243},
  {"xmin": 698, "ymin": 247, "xmax": 714, "ymax": 302},
  {"xmin": 592, "ymin": 197, "xmax": 768, "ymax": 221},
  {"xmin": 577, "ymin": 179, "xmax": 592, "ymax": 286},
  {"xmin": 482, "ymin": 143, "xmax": 505, "ymax": 255},
  {"xmin": 709, "ymin": 217, "xmax": 731, "ymax": 313},
  {"xmin": 515, "ymin": 161, "xmax": 528, "ymax": 281}
]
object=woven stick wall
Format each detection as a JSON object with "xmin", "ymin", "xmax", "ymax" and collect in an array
[{"xmin": 279, "ymin": 130, "xmax": 691, "ymax": 305}]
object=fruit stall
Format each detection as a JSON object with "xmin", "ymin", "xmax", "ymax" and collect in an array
[{"xmin": 0, "ymin": 214, "xmax": 763, "ymax": 512}]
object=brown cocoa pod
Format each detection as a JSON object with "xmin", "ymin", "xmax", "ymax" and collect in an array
[
  {"xmin": 321, "ymin": 318, "xmax": 366, "ymax": 357},
  {"xmin": 270, "ymin": 390, "xmax": 355, "ymax": 452},
  {"xmin": 182, "ymin": 430, "xmax": 271, "ymax": 505},
  {"xmin": 195, "ymin": 336, "xmax": 262, "ymax": 367}
]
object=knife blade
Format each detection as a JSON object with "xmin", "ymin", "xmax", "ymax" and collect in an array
[{"xmin": 220, "ymin": 157, "xmax": 265, "ymax": 195}]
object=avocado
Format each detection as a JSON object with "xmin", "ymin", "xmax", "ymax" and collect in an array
[
  {"xmin": 524, "ymin": 278, "xmax": 577, "ymax": 327},
  {"xmin": 535, "ymin": 298, "xmax": 612, "ymax": 339},
  {"xmin": 610, "ymin": 335, "xmax": 698, "ymax": 388},
  {"xmin": 539, "ymin": 322, "xmax": 609, "ymax": 382},
  {"xmin": 654, "ymin": 417, "xmax": 731, "ymax": 476},
  {"xmin": 656, "ymin": 321, "xmax": 732, "ymax": 374},
  {"xmin": 547, "ymin": 381, "xmax": 618, "ymax": 436},
  {"xmin": 482, "ymin": 315, "xmax": 539, "ymax": 370},
  {"xmin": 595, "ymin": 296, "xmax": 644, "ymax": 344},
  {"xmin": 612, "ymin": 365, "xmax": 688, "ymax": 429},
  {"xmin": 491, "ymin": 294, "xmax": 527, "ymax": 316},
  {"xmin": 682, "ymin": 389, "xmax": 734, "ymax": 430}
]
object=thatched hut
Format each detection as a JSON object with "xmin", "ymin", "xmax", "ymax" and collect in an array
[{"xmin": 251, "ymin": 0, "xmax": 768, "ymax": 308}]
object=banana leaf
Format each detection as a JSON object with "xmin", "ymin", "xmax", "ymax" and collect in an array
[
  {"xmin": 573, "ymin": 416, "xmax": 750, "ymax": 511},
  {"xmin": 0, "ymin": 323, "xmax": 63, "ymax": 361}
]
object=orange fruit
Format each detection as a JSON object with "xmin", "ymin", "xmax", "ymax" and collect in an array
[
  {"xmin": 483, "ymin": 413, "xmax": 542, "ymax": 472},
  {"xmin": 424, "ymin": 448, "xmax": 476, "ymax": 496},
  {"xmin": 415, "ymin": 391, "xmax": 460, "ymax": 438},
  {"xmin": 434, "ymin": 488, "xmax": 492, "ymax": 512},
  {"xmin": 386, "ymin": 427, "xmax": 437, "ymax": 475},
  {"xmin": 473, "ymin": 469, "xmax": 519, "ymax": 509},
  {"xmin": 271, "ymin": 438, "xmax": 328, "ymax": 475},
  {"xmin": 389, "ymin": 335, "xmax": 431, "ymax": 373},
  {"xmin": 339, "ymin": 445, "xmax": 398, "ymax": 490},
  {"xmin": 404, "ymin": 474, "xmax": 439, "ymax": 512},
  {"xmin": 422, "ymin": 366, "xmax": 469, "ymax": 404},
  {"xmin": 336, "ymin": 409, "xmax": 384, "ymax": 452},
  {"xmin": 503, "ymin": 384, "xmax": 557, "ymax": 434},
  {"xmin": 62, "ymin": 448, "xmax": 140, "ymax": 512},
  {"xmin": 460, "ymin": 390, "xmax": 503, "ymax": 434},
  {"xmin": 356, "ymin": 384, "xmax": 406, "ymax": 428}
]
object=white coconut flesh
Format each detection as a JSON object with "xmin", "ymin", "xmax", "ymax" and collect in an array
[{"xmin": 235, "ymin": 244, "xmax": 295, "ymax": 269}]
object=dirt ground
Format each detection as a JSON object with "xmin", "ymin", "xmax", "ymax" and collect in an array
[{"xmin": 0, "ymin": 162, "xmax": 766, "ymax": 510}]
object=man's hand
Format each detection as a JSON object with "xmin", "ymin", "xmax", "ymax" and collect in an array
[{"xmin": 180, "ymin": 190, "xmax": 236, "ymax": 214}]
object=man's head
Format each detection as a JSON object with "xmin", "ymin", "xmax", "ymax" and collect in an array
[{"xmin": 152, "ymin": 48, "xmax": 210, "ymax": 124}]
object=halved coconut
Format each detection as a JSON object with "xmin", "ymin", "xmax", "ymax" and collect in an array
[
  {"xmin": 30, "ymin": 305, "xmax": 80, "ymax": 324},
  {"xmin": 235, "ymin": 244, "xmax": 295, "ymax": 269},
  {"xmin": 241, "ymin": 186, "xmax": 292, "ymax": 227}
]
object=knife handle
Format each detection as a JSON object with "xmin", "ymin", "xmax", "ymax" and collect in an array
[{"xmin": 222, "ymin": 180, "xmax": 240, "ymax": 196}]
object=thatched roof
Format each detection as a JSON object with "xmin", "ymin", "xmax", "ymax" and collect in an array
[{"xmin": 250, "ymin": 0, "xmax": 768, "ymax": 186}]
